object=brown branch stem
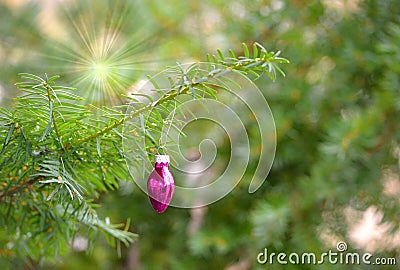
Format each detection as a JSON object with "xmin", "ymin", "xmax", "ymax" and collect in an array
[{"xmin": 0, "ymin": 176, "xmax": 44, "ymax": 201}]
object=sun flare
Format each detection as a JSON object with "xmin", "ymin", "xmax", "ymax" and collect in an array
[{"xmin": 43, "ymin": 1, "xmax": 155, "ymax": 105}]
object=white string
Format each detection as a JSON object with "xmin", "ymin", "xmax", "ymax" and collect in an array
[{"xmin": 160, "ymin": 99, "xmax": 177, "ymax": 154}]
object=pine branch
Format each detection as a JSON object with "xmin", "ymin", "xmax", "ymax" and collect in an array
[
  {"xmin": 74, "ymin": 87, "xmax": 184, "ymax": 146},
  {"xmin": 42, "ymin": 79, "xmax": 63, "ymax": 148},
  {"xmin": 2, "ymin": 43, "xmax": 288, "ymax": 200},
  {"xmin": 74, "ymin": 43, "xmax": 288, "ymax": 146},
  {"xmin": 0, "ymin": 42, "xmax": 288, "ymax": 262}
]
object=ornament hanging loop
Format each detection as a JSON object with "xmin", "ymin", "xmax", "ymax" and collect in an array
[{"xmin": 155, "ymin": 154, "xmax": 170, "ymax": 164}]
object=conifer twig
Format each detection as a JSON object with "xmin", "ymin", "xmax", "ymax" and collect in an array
[
  {"xmin": 42, "ymin": 81, "xmax": 63, "ymax": 148},
  {"xmin": 72, "ymin": 48, "xmax": 287, "ymax": 147}
]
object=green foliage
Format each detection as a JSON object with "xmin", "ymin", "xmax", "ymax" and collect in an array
[
  {"xmin": 0, "ymin": 42, "xmax": 288, "ymax": 267},
  {"xmin": 1, "ymin": 0, "xmax": 400, "ymax": 269},
  {"xmin": 111, "ymin": 1, "xmax": 399, "ymax": 270},
  {"xmin": 251, "ymin": 194, "xmax": 290, "ymax": 250},
  {"xmin": 0, "ymin": 73, "xmax": 136, "ymax": 266}
]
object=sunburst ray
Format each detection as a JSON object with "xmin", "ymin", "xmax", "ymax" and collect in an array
[{"xmin": 43, "ymin": 0, "xmax": 160, "ymax": 106}]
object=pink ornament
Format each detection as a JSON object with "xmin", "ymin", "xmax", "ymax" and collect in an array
[{"xmin": 147, "ymin": 155, "xmax": 175, "ymax": 213}]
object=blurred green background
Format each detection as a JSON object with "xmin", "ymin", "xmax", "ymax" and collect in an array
[{"xmin": 1, "ymin": 0, "xmax": 400, "ymax": 269}]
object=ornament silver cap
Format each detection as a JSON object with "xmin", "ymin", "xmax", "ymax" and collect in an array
[{"xmin": 155, "ymin": 155, "xmax": 170, "ymax": 163}]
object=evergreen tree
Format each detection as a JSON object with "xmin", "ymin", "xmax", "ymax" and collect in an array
[{"xmin": 1, "ymin": 0, "xmax": 400, "ymax": 269}]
